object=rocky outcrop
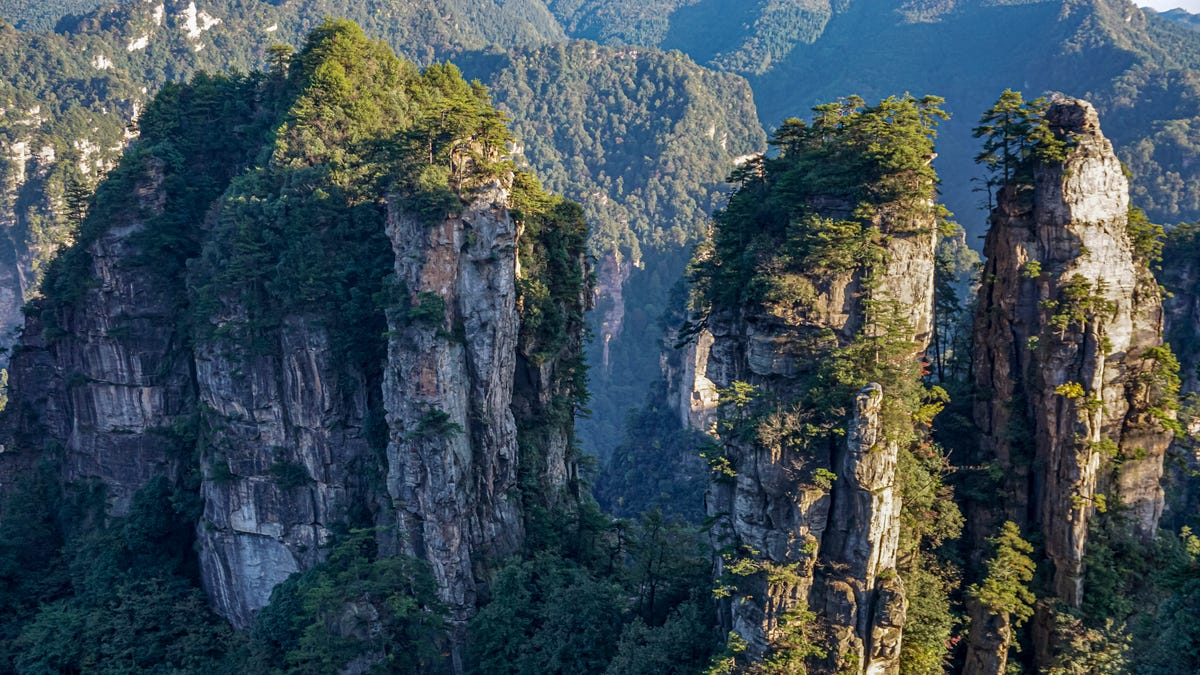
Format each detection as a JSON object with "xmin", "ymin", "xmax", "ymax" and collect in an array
[
  {"xmin": 968, "ymin": 98, "xmax": 1172, "ymax": 667},
  {"xmin": 383, "ymin": 181, "xmax": 525, "ymax": 632},
  {"xmin": 665, "ymin": 322, "xmax": 719, "ymax": 432},
  {"xmin": 594, "ymin": 251, "xmax": 632, "ymax": 374},
  {"xmin": 817, "ymin": 384, "xmax": 906, "ymax": 673},
  {"xmin": 194, "ymin": 315, "xmax": 378, "ymax": 628},
  {"xmin": 0, "ymin": 98, "xmax": 131, "ymax": 372},
  {"xmin": 0, "ymin": 26, "xmax": 589, "ymax": 655},
  {"xmin": 0, "ymin": 155, "xmax": 193, "ymax": 513},
  {"xmin": 702, "ymin": 199, "xmax": 935, "ymax": 672}
]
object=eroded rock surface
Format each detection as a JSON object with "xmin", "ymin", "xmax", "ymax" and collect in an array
[
  {"xmin": 968, "ymin": 97, "xmax": 1172, "ymax": 669},
  {"xmin": 702, "ymin": 200, "xmax": 934, "ymax": 673}
]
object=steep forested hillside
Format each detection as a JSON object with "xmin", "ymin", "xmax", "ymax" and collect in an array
[
  {"xmin": 0, "ymin": 0, "xmax": 109, "ymax": 29},
  {"xmin": 454, "ymin": 42, "xmax": 763, "ymax": 459},
  {"xmin": 0, "ymin": 21, "xmax": 695, "ymax": 673},
  {"xmin": 8, "ymin": 0, "xmax": 1200, "ymax": 475},
  {"xmin": 5, "ymin": 0, "xmax": 1200, "ymax": 669},
  {"xmin": 1157, "ymin": 7, "xmax": 1200, "ymax": 31}
]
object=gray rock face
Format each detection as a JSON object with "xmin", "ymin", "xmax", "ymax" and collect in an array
[
  {"xmin": 815, "ymin": 383, "xmax": 908, "ymax": 675},
  {"xmin": 383, "ymin": 181, "xmax": 524, "ymax": 626},
  {"xmin": 2, "ymin": 156, "xmax": 192, "ymax": 514},
  {"xmin": 969, "ymin": 98, "xmax": 1172, "ymax": 667},
  {"xmin": 0, "ymin": 155, "xmax": 583, "ymax": 646},
  {"xmin": 702, "ymin": 207, "xmax": 934, "ymax": 672},
  {"xmin": 666, "ymin": 324, "xmax": 719, "ymax": 432},
  {"xmin": 0, "ymin": 115, "xmax": 129, "ymax": 373},
  {"xmin": 194, "ymin": 315, "xmax": 376, "ymax": 628}
]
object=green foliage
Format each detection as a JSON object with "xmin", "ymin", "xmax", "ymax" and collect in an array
[
  {"xmin": 413, "ymin": 408, "xmax": 465, "ymax": 439},
  {"xmin": 1045, "ymin": 611, "xmax": 1131, "ymax": 675},
  {"xmin": 900, "ymin": 557, "xmax": 960, "ymax": 675},
  {"xmin": 1043, "ymin": 275, "xmax": 1118, "ymax": 338},
  {"xmin": 595, "ymin": 384, "xmax": 710, "ymax": 521},
  {"xmin": 1139, "ymin": 344, "xmax": 1183, "ymax": 435},
  {"xmin": 190, "ymin": 20, "xmax": 420, "ymax": 367},
  {"xmin": 3, "ymin": 476, "xmax": 235, "ymax": 673},
  {"xmin": 972, "ymin": 89, "xmax": 1067, "ymax": 195},
  {"xmin": 970, "ymin": 521, "xmax": 1037, "ymax": 628},
  {"xmin": 1127, "ymin": 205, "xmax": 1165, "ymax": 267},
  {"xmin": 470, "ymin": 552, "xmax": 681, "ymax": 672},
  {"xmin": 1054, "ymin": 381, "xmax": 1087, "ymax": 399},
  {"xmin": 692, "ymin": 94, "xmax": 945, "ymax": 312},
  {"xmin": 603, "ymin": 601, "xmax": 714, "ymax": 675},
  {"xmin": 405, "ymin": 291, "xmax": 448, "ymax": 326},
  {"xmin": 1132, "ymin": 529, "xmax": 1200, "ymax": 674},
  {"xmin": 249, "ymin": 530, "xmax": 444, "ymax": 674},
  {"xmin": 269, "ymin": 460, "xmax": 314, "ymax": 490},
  {"xmin": 468, "ymin": 508, "xmax": 714, "ymax": 674}
]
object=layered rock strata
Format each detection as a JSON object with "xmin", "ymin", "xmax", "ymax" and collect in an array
[
  {"xmin": 0, "ymin": 26, "xmax": 588, "ymax": 653},
  {"xmin": 384, "ymin": 183, "xmax": 525, "ymax": 626},
  {"xmin": 1, "ymin": 156, "xmax": 192, "ymax": 513}
]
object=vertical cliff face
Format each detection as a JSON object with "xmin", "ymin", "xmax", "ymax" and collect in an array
[
  {"xmin": 968, "ymin": 98, "xmax": 1173, "ymax": 668},
  {"xmin": 0, "ymin": 22, "xmax": 589, "ymax": 651},
  {"xmin": 692, "ymin": 96, "xmax": 948, "ymax": 673},
  {"xmin": 384, "ymin": 182, "xmax": 525, "ymax": 624},
  {"xmin": 193, "ymin": 315, "xmax": 378, "ymax": 628},
  {"xmin": 1160, "ymin": 225, "xmax": 1200, "ymax": 530},
  {"xmin": 702, "ymin": 215, "xmax": 934, "ymax": 672},
  {"xmin": 1, "ymin": 154, "xmax": 192, "ymax": 512}
]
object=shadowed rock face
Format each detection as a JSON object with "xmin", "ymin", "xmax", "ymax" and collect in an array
[
  {"xmin": 700, "ymin": 198, "xmax": 935, "ymax": 673},
  {"xmin": 1, "ymin": 156, "xmax": 192, "ymax": 514},
  {"xmin": 194, "ymin": 314, "xmax": 377, "ymax": 628},
  {"xmin": 967, "ymin": 98, "xmax": 1172, "ymax": 673}
]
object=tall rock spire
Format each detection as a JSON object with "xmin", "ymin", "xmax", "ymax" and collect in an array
[
  {"xmin": 967, "ymin": 97, "xmax": 1173, "ymax": 671},
  {"xmin": 692, "ymin": 95, "xmax": 948, "ymax": 673}
]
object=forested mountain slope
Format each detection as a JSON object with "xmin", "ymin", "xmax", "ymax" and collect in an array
[
  {"xmin": 548, "ymin": 0, "xmax": 1200, "ymax": 233},
  {"xmin": 0, "ymin": 20, "xmax": 608, "ymax": 671}
]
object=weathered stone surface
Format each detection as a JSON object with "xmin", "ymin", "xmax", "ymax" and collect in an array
[
  {"xmin": 669, "ymin": 325, "xmax": 719, "ymax": 431},
  {"xmin": 702, "ymin": 203, "xmax": 934, "ymax": 671},
  {"xmin": 963, "ymin": 600, "xmax": 1012, "ymax": 675},
  {"xmin": 383, "ymin": 180, "xmax": 525, "ymax": 635},
  {"xmin": 0, "ymin": 156, "xmax": 583, "ymax": 651},
  {"xmin": 194, "ymin": 316, "xmax": 376, "ymax": 628},
  {"xmin": 968, "ymin": 97, "xmax": 1172, "ymax": 668},
  {"xmin": 1, "ymin": 156, "xmax": 192, "ymax": 513}
]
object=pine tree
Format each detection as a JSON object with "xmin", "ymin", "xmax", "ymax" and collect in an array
[
  {"xmin": 971, "ymin": 521, "xmax": 1037, "ymax": 628},
  {"xmin": 973, "ymin": 89, "xmax": 1030, "ymax": 186}
]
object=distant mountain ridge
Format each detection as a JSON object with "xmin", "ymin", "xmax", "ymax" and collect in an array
[{"xmin": 1156, "ymin": 6, "xmax": 1200, "ymax": 30}]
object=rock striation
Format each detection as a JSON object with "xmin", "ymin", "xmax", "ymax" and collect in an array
[
  {"xmin": 1, "ymin": 155, "xmax": 192, "ymax": 513},
  {"xmin": 967, "ymin": 98, "xmax": 1173, "ymax": 671},
  {"xmin": 383, "ymin": 182, "xmax": 526, "ymax": 629}
]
